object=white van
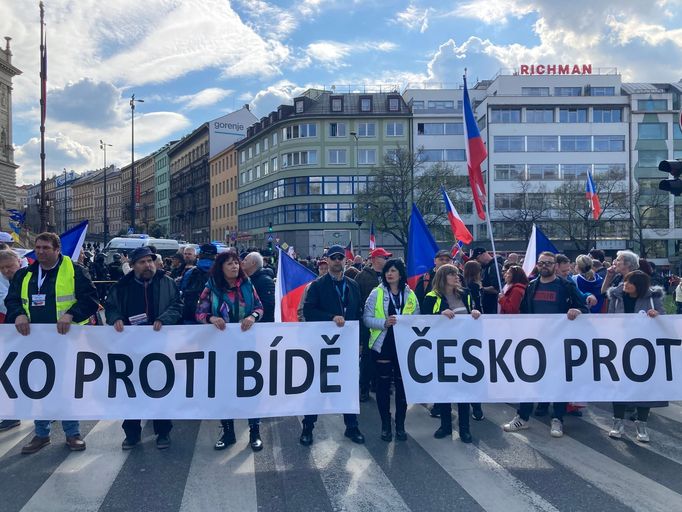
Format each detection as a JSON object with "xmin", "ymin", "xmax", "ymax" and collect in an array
[{"xmin": 104, "ymin": 237, "xmax": 180, "ymax": 263}]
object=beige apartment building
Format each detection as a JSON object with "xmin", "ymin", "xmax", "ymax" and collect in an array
[
  {"xmin": 71, "ymin": 172, "xmax": 97, "ymax": 231},
  {"xmin": 209, "ymin": 143, "xmax": 239, "ymax": 243},
  {"xmin": 91, "ymin": 166, "xmax": 122, "ymax": 240}
]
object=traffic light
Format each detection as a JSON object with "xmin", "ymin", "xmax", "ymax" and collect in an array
[
  {"xmin": 268, "ymin": 222, "xmax": 273, "ymax": 232},
  {"xmin": 658, "ymin": 160, "xmax": 682, "ymax": 196}
]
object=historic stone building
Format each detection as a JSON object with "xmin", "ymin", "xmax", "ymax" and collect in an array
[{"xmin": 0, "ymin": 37, "xmax": 21, "ymax": 231}]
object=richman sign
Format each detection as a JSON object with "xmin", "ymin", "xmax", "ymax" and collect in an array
[{"xmin": 520, "ymin": 64, "xmax": 592, "ymax": 75}]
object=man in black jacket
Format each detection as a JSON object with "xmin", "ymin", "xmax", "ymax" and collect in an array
[
  {"xmin": 104, "ymin": 246, "xmax": 184, "ymax": 450},
  {"xmin": 472, "ymin": 247, "xmax": 503, "ymax": 314},
  {"xmin": 179, "ymin": 243, "xmax": 215, "ymax": 323},
  {"xmin": 242, "ymin": 251, "xmax": 275, "ymax": 323},
  {"xmin": 300, "ymin": 245, "xmax": 365, "ymax": 446},
  {"xmin": 414, "ymin": 249, "xmax": 452, "ymax": 309},
  {"xmin": 5, "ymin": 232, "xmax": 100, "ymax": 454},
  {"xmin": 503, "ymin": 251, "xmax": 588, "ymax": 439}
]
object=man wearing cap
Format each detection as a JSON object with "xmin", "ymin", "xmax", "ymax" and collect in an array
[
  {"xmin": 472, "ymin": 247, "xmax": 503, "ymax": 315},
  {"xmin": 355, "ymin": 247, "xmax": 392, "ymax": 402},
  {"xmin": 104, "ymin": 246, "xmax": 184, "ymax": 450},
  {"xmin": 242, "ymin": 251, "xmax": 275, "ymax": 323},
  {"xmin": 5, "ymin": 232, "xmax": 100, "ymax": 454},
  {"xmin": 300, "ymin": 244, "xmax": 365, "ymax": 446},
  {"xmin": 415, "ymin": 249, "xmax": 453, "ymax": 310},
  {"xmin": 179, "ymin": 243, "xmax": 216, "ymax": 324}
]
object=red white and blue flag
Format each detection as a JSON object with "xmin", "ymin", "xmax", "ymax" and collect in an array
[
  {"xmin": 369, "ymin": 222, "xmax": 376, "ymax": 250},
  {"xmin": 274, "ymin": 248, "xmax": 317, "ymax": 322},
  {"xmin": 585, "ymin": 170, "xmax": 601, "ymax": 220},
  {"xmin": 440, "ymin": 186, "xmax": 473, "ymax": 245},
  {"xmin": 463, "ymin": 75, "xmax": 488, "ymax": 220},
  {"xmin": 24, "ymin": 220, "xmax": 89, "ymax": 264},
  {"xmin": 451, "ymin": 240, "xmax": 464, "ymax": 258},
  {"xmin": 345, "ymin": 240, "xmax": 354, "ymax": 260}
]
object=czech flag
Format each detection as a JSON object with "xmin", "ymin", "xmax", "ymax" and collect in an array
[
  {"xmin": 24, "ymin": 220, "xmax": 88, "ymax": 263},
  {"xmin": 274, "ymin": 247, "xmax": 317, "ymax": 322},
  {"xmin": 586, "ymin": 170, "xmax": 602, "ymax": 220},
  {"xmin": 407, "ymin": 204, "xmax": 439, "ymax": 289},
  {"xmin": 441, "ymin": 186, "xmax": 473, "ymax": 245},
  {"xmin": 345, "ymin": 240, "xmax": 354, "ymax": 260},
  {"xmin": 369, "ymin": 222, "xmax": 376, "ymax": 250},
  {"xmin": 522, "ymin": 224, "xmax": 559, "ymax": 276},
  {"xmin": 463, "ymin": 75, "xmax": 487, "ymax": 220}
]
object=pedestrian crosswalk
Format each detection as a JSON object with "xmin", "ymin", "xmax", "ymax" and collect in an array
[{"xmin": 1, "ymin": 402, "xmax": 681, "ymax": 511}]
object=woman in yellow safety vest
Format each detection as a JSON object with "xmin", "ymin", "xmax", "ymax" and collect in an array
[
  {"xmin": 422, "ymin": 264, "xmax": 481, "ymax": 443},
  {"xmin": 363, "ymin": 259, "xmax": 419, "ymax": 442}
]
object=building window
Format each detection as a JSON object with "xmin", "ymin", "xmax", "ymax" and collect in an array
[
  {"xmin": 328, "ymin": 149, "xmax": 347, "ymax": 165},
  {"xmin": 358, "ymin": 122, "xmax": 376, "ymax": 137},
  {"xmin": 560, "ymin": 135, "xmax": 591, "ymax": 152},
  {"xmin": 590, "ymin": 86, "xmax": 615, "ymax": 96},
  {"xmin": 593, "ymin": 108, "xmax": 622, "ymax": 123},
  {"xmin": 526, "ymin": 108, "xmax": 554, "ymax": 123},
  {"xmin": 412, "ymin": 100, "xmax": 425, "ymax": 111},
  {"xmin": 494, "ymin": 135, "xmax": 524, "ymax": 152},
  {"xmin": 360, "ymin": 97, "xmax": 372, "ymax": 112},
  {"xmin": 427, "ymin": 100, "xmax": 455, "ymax": 110},
  {"xmin": 638, "ymin": 122, "xmax": 668, "ymax": 140},
  {"xmin": 674, "ymin": 124, "xmax": 682, "ymax": 140},
  {"xmin": 282, "ymin": 150, "xmax": 318, "ymax": 167},
  {"xmin": 417, "ymin": 122, "xmax": 463, "ymax": 135},
  {"xmin": 271, "ymin": 156, "xmax": 278, "ymax": 171},
  {"xmin": 295, "ymin": 100, "xmax": 304, "ymax": 113},
  {"xmin": 554, "ymin": 87, "xmax": 582, "ymax": 96},
  {"xmin": 273, "ymin": 132, "xmax": 278, "ymax": 146},
  {"xmin": 528, "ymin": 164, "xmax": 559, "ymax": 180},
  {"xmin": 264, "ymin": 138, "xmax": 269, "ymax": 151},
  {"xmin": 285, "ymin": 123, "xmax": 317, "ymax": 139},
  {"xmin": 522, "ymin": 87, "xmax": 549, "ymax": 96},
  {"xmin": 637, "ymin": 99, "xmax": 667, "ymax": 111},
  {"xmin": 559, "ymin": 108, "xmax": 588, "ymax": 123},
  {"xmin": 388, "ymin": 97, "xmax": 400, "ymax": 112},
  {"xmin": 240, "ymin": 151, "xmax": 245, "ymax": 163},
  {"xmin": 330, "ymin": 96, "xmax": 343, "ymax": 112},
  {"xmin": 491, "ymin": 108, "xmax": 521, "ymax": 123},
  {"xmin": 562, "ymin": 164, "xmax": 590, "ymax": 180},
  {"xmin": 386, "ymin": 122, "xmax": 404, "ymax": 136},
  {"xmin": 494, "ymin": 193, "xmax": 523, "ymax": 209},
  {"xmin": 527, "ymin": 135, "xmax": 558, "ymax": 152},
  {"xmin": 638, "ymin": 149, "xmax": 668, "ymax": 167},
  {"xmin": 593, "ymin": 163, "xmax": 626, "ymax": 179},
  {"xmin": 263, "ymin": 161, "xmax": 269, "ymax": 175},
  {"xmin": 593, "ymin": 135, "xmax": 625, "ymax": 152},
  {"xmin": 444, "ymin": 149, "xmax": 466, "ymax": 161},
  {"xmin": 358, "ymin": 149, "xmax": 376, "ymax": 165},
  {"xmin": 329, "ymin": 122, "xmax": 346, "ymax": 137},
  {"xmin": 494, "ymin": 164, "xmax": 525, "ymax": 180},
  {"xmin": 248, "ymin": 147, "xmax": 253, "ymax": 159}
]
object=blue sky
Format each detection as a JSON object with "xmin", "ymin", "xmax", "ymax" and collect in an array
[{"xmin": 2, "ymin": 0, "xmax": 682, "ymax": 184}]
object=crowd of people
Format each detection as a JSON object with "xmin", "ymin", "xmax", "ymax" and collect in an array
[{"xmin": 0, "ymin": 233, "xmax": 675, "ymax": 455}]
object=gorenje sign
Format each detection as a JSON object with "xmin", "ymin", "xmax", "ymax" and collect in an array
[{"xmin": 520, "ymin": 64, "xmax": 593, "ymax": 75}]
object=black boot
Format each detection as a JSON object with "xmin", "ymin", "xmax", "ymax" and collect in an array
[
  {"xmin": 249, "ymin": 424, "xmax": 263, "ymax": 452},
  {"xmin": 395, "ymin": 419, "xmax": 407, "ymax": 441},
  {"xmin": 434, "ymin": 417, "xmax": 452, "ymax": 439},
  {"xmin": 215, "ymin": 420, "xmax": 236, "ymax": 450},
  {"xmin": 459, "ymin": 425, "xmax": 472, "ymax": 443},
  {"xmin": 299, "ymin": 424, "xmax": 314, "ymax": 446},
  {"xmin": 381, "ymin": 417, "xmax": 392, "ymax": 442}
]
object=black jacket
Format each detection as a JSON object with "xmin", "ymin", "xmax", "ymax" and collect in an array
[
  {"xmin": 520, "ymin": 276, "xmax": 588, "ymax": 314},
  {"xmin": 303, "ymin": 272, "xmax": 362, "ymax": 322},
  {"xmin": 105, "ymin": 269, "xmax": 184, "ymax": 326},
  {"xmin": 5, "ymin": 255, "xmax": 99, "ymax": 324},
  {"xmin": 415, "ymin": 268, "xmax": 437, "ymax": 310},
  {"xmin": 249, "ymin": 267, "xmax": 275, "ymax": 322}
]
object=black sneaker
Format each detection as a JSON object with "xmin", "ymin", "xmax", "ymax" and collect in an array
[
  {"xmin": 0, "ymin": 420, "xmax": 20, "ymax": 432},
  {"xmin": 249, "ymin": 426, "xmax": 263, "ymax": 452},
  {"xmin": 299, "ymin": 427, "xmax": 313, "ymax": 446},
  {"xmin": 472, "ymin": 406, "xmax": 485, "ymax": 421},
  {"xmin": 215, "ymin": 422, "xmax": 237, "ymax": 450},
  {"xmin": 121, "ymin": 437, "xmax": 140, "ymax": 450},
  {"xmin": 344, "ymin": 426, "xmax": 365, "ymax": 444},
  {"xmin": 156, "ymin": 433, "xmax": 171, "ymax": 450}
]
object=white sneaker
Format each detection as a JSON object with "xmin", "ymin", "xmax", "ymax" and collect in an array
[
  {"xmin": 609, "ymin": 418, "xmax": 624, "ymax": 439},
  {"xmin": 550, "ymin": 418, "xmax": 563, "ymax": 438},
  {"xmin": 635, "ymin": 420, "xmax": 650, "ymax": 443},
  {"xmin": 503, "ymin": 415, "xmax": 529, "ymax": 432}
]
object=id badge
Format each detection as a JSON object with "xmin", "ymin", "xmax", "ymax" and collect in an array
[
  {"xmin": 31, "ymin": 294, "xmax": 46, "ymax": 307},
  {"xmin": 128, "ymin": 313, "xmax": 148, "ymax": 325}
]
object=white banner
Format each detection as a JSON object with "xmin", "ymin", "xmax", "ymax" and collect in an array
[
  {"xmin": 394, "ymin": 314, "xmax": 682, "ymax": 404},
  {"xmin": 0, "ymin": 322, "xmax": 359, "ymax": 420}
]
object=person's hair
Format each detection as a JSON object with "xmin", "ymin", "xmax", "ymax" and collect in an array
[
  {"xmin": 246, "ymin": 251, "xmax": 264, "ymax": 270},
  {"xmin": 431, "ymin": 264, "xmax": 463, "ymax": 297},
  {"xmin": 506, "ymin": 265, "xmax": 528, "ymax": 285},
  {"xmin": 638, "ymin": 258, "xmax": 653, "ymax": 276},
  {"xmin": 0, "ymin": 249, "xmax": 20, "ymax": 263},
  {"xmin": 575, "ymin": 254, "xmax": 594, "ymax": 280},
  {"xmin": 147, "ymin": 245, "xmax": 157, "ymax": 253},
  {"xmin": 616, "ymin": 250, "xmax": 639, "ymax": 271},
  {"xmin": 35, "ymin": 232, "xmax": 60, "ymax": 250},
  {"xmin": 538, "ymin": 251, "xmax": 555, "ymax": 262},
  {"xmin": 380, "ymin": 258, "xmax": 407, "ymax": 291},
  {"xmin": 555, "ymin": 254, "xmax": 570, "ymax": 266},
  {"xmin": 624, "ymin": 270, "xmax": 651, "ymax": 299},
  {"xmin": 210, "ymin": 250, "xmax": 246, "ymax": 289},
  {"xmin": 184, "ymin": 246, "xmax": 196, "ymax": 254},
  {"xmin": 0, "ymin": 243, "xmax": 8, "ymax": 250},
  {"xmin": 589, "ymin": 249, "xmax": 605, "ymax": 262},
  {"xmin": 463, "ymin": 260, "xmax": 482, "ymax": 286}
]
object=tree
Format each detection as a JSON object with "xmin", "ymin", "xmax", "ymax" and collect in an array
[
  {"xmin": 116, "ymin": 228, "xmax": 128, "ymax": 237},
  {"xmin": 497, "ymin": 177, "xmax": 551, "ymax": 243},
  {"xmin": 552, "ymin": 168, "xmax": 629, "ymax": 253},
  {"xmin": 355, "ymin": 147, "xmax": 467, "ymax": 255},
  {"xmin": 630, "ymin": 185, "xmax": 671, "ymax": 257},
  {"xmin": 147, "ymin": 222, "xmax": 167, "ymax": 239}
]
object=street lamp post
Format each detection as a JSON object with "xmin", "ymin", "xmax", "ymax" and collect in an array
[
  {"xmin": 355, "ymin": 220, "xmax": 363, "ymax": 255},
  {"xmin": 62, "ymin": 168, "xmax": 67, "ymax": 232},
  {"xmin": 100, "ymin": 139, "xmax": 112, "ymax": 245},
  {"xmin": 350, "ymin": 131, "xmax": 360, "ymax": 252},
  {"xmin": 130, "ymin": 94, "xmax": 144, "ymax": 232}
]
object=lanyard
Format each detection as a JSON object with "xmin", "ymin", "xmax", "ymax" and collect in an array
[
  {"xmin": 37, "ymin": 266, "xmax": 49, "ymax": 292},
  {"xmin": 389, "ymin": 291, "xmax": 403, "ymax": 315},
  {"xmin": 333, "ymin": 278, "xmax": 347, "ymax": 315}
]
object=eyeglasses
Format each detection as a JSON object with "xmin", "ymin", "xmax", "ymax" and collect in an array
[
  {"xmin": 537, "ymin": 260, "xmax": 555, "ymax": 267},
  {"xmin": 329, "ymin": 255, "xmax": 344, "ymax": 261}
]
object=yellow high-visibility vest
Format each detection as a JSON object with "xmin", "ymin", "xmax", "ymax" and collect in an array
[
  {"xmin": 425, "ymin": 289, "xmax": 472, "ymax": 314},
  {"xmin": 21, "ymin": 256, "xmax": 89, "ymax": 324},
  {"xmin": 368, "ymin": 286, "xmax": 418, "ymax": 349}
]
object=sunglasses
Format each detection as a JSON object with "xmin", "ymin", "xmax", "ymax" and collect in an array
[
  {"xmin": 329, "ymin": 255, "xmax": 344, "ymax": 261},
  {"xmin": 537, "ymin": 260, "xmax": 555, "ymax": 267}
]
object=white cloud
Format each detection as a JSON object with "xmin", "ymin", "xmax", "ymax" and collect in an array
[
  {"xmin": 303, "ymin": 40, "xmax": 398, "ymax": 70},
  {"xmin": 249, "ymin": 81, "xmax": 311, "ymax": 116},
  {"xmin": 298, "ymin": 0, "xmax": 327, "ymax": 17},
  {"xmin": 232, "ymin": 0, "xmax": 298, "ymax": 38},
  {"xmin": 453, "ymin": 0, "xmax": 533, "ymax": 24},
  {"xmin": 174, "ymin": 88, "xmax": 234, "ymax": 110},
  {"xmin": 394, "ymin": 4, "xmax": 431, "ymax": 33}
]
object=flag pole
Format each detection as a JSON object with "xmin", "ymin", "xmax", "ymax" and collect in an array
[
  {"xmin": 39, "ymin": 1, "xmax": 47, "ymax": 232},
  {"xmin": 483, "ymin": 200, "xmax": 503, "ymax": 292}
]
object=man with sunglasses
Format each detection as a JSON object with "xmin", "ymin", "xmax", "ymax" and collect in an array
[
  {"xmin": 503, "ymin": 251, "xmax": 587, "ymax": 438},
  {"xmin": 300, "ymin": 245, "xmax": 365, "ymax": 446}
]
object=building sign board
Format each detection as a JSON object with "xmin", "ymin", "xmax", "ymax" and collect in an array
[
  {"xmin": 209, "ymin": 107, "xmax": 259, "ymax": 158},
  {"xmin": 519, "ymin": 64, "xmax": 592, "ymax": 75}
]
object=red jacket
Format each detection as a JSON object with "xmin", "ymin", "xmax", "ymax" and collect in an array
[{"xmin": 499, "ymin": 283, "xmax": 527, "ymax": 314}]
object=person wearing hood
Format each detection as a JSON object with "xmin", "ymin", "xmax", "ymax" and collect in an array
[
  {"xmin": 606, "ymin": 270, "xmax": 666, "ymax": 443},
  {"xmin": 242, "ymin": 251, "xmax": 275, "ymax": 323},
  {"xmin": 104, "ymin": 246, "xmax": 184, "ymax": 450},
  {"xmin": 179, "ymin": 243, "xmax": 216, "ymax": 324}
]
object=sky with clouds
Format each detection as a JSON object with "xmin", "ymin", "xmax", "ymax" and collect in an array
[{"xmin": 2, "ymin": 0, "xmax": 682, "ymax": 184}]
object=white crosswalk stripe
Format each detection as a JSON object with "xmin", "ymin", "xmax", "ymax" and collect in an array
[{"xmin": 0, "ymin": 403, "xmax": 681, "ymax": 512}]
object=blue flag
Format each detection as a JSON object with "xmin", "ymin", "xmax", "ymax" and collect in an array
[
  {"xmin": 24, "ymin": 220, "xmax": 89, "ymax": 262},
  {"xmin": 407, "ymin": 203, "xmax": 440, "ymax": 288}
]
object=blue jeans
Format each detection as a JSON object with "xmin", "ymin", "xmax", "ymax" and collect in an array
[{"xmin": 34, "ymin": 420, "xmax": 80, "ymax": 438}]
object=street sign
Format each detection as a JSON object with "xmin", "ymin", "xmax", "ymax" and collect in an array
[
  {"xmin": 267, "ymin": 235, "xmax": 273, "ymax": 242},
  {"xmin": 127, "ymin": 227, "xmax": 134, "ymax": 235},
  {"xmin": 280, "ymin": 242, "xmax": 289, "ymax": 251}
]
